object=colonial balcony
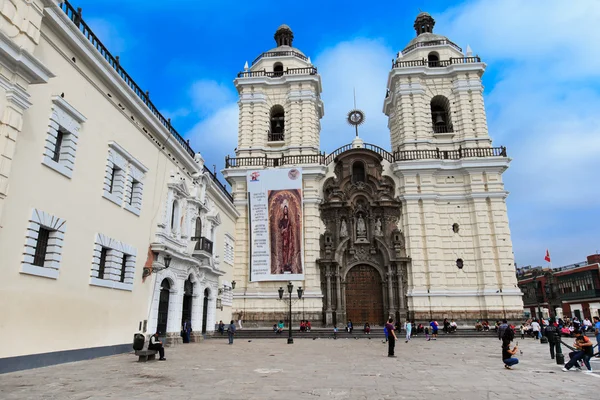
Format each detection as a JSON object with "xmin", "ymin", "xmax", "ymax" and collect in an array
[
  {"xmin": 392, "ymin": 56, "xmax": 481, "ymax": 69},
  {"xmin": 268, "ymin": 132, "xmax": 284, "ymax": 142},
  {"xmin": 561, "ymin": 289, "xmax": 600, "ymax": 301},
  {"xmin": 225, "ymin": 146, "xmax": 507, "ymax": 168},
  {"xmin": 433, "ymin": 124, "xmax": 454, "ymax": 134},
  {"xmin": 252, "ymin": 50, "xmax": 308, "ymax": 65},
  {"xmin": 237, "ymin": 67, "xmax": 317, "ymax": 78},
  {"xmin": 193, "ymin": 237, "xmax": 213, "ymax": 260}
]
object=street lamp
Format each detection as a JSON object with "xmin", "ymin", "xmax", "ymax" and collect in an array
[
  {"xmin": 532, "ymin": 269, "xmax": 543, "ymax": 321},
  {"xmin": 278, "ymin": 281, "xmax": 303, "ymax": 344}
]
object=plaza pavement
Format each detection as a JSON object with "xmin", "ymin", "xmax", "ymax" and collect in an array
[{"xmin": 1, "ymin": 336, "xmax": 598, "ymax": 399}]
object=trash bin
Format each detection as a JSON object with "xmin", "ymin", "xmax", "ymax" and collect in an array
[{"xmin": 133, "ymin": 333, "xmax": 145, "ymax": 351}]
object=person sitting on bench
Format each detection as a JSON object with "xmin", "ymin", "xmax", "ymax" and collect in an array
[{"xmin": 148, "ymin": 332, "xmax": 166, "ymax": 361}]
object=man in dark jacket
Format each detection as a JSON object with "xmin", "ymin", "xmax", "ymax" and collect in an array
[
  {"xmin": 544, "ymin": 318, "xmax": 560, "ymax": 359},
  {"xmin": 498, "ymin": 319, "xmax": 509, "ymax": 340}
]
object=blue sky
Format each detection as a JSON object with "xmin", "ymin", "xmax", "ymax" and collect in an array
[{"xmin": 72, "ymin": 0, "xmax": 600, "ymax": 268}]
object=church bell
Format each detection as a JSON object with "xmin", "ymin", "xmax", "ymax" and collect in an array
[{"xmin": 434, "ymin": 113, "xmax": 445, "ymax": 126}]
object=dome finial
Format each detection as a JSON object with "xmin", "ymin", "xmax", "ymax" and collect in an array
[
  {"xmin": 274, "ymin": 24, "xmax": 294, "ymax": 47},
  {"xmin": 414, "ymin": 12, "xmax": 435, "ymax": 36}
]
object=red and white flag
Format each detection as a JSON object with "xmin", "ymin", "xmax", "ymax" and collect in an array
[{"xmin": 544, "ymin": 249, "xmax": 551, "ymax": 263}]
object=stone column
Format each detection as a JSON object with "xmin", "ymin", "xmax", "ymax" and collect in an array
[
  {"xmin": 397, "ymin": 264, "xmax": 406, "ymax": 316},
  {"xmin": 387, "ymin": 265, "xmax": 395, "ymax": 316},
  {"xmin": 336, "ymin": 266, "xmax": 342, "ymax": 312},
  {"xmin": 325, "ymin": 264, "xmax": 333, "ymax": 325}
]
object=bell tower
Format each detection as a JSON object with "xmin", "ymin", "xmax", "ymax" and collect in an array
[
  {"xmin": 384, "ymin": 12, "xmax": 491, "ymax": 153},
  {"xmin": 383, "ymin": 13, "xmax": 523, "ymax": 321},
  {"xmin": 234, "ymin": 25, "xmax": 324, "ymax": 158}
]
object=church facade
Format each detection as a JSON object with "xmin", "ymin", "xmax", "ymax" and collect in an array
[{"xmin": 224, "ymin": 14, "xmax": 523, "ymax": 325}]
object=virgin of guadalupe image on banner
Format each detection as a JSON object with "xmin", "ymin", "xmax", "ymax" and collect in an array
[{"xmin": 268, "ymin": 189, "xmax": 303, "ymax": 274}]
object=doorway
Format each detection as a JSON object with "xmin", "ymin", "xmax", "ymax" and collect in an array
[
  {"xmin": 345, "ymin": 265, "xmax": 384, "ymax": 326},
  {"xmin": 182, "ymin": 276, "xmax": 193, "ymax": 327},
  {"xmin": 202, "ymin": 288, "xmax": 209, "ymax": 334},
  {"xmin": 157, "ymin": 279, "xmax": 171, "ymax": 335}
]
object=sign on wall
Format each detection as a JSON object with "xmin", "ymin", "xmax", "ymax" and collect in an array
[{"xmin": 247, "ymin": 168, "xmax": 304, "ymax": 282}]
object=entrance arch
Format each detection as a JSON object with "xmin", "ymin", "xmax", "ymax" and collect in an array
[
  {"xmin": 201, "ymin": 288, "xmax": 209, "ymax": 334},
  {"xmin": 182, "ymin": 276, "xmax": 193, "ymax": 326},
  {"xmin": 157, "ymin": 279, "xmax": 171, "ymax": 334},
  {"xmin": 345, "ymin": 265, "xmax": 384, "ymax": 325}
]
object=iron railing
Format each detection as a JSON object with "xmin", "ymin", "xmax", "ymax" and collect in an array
[
  {"xmin": 324, "ymin": 143, "xmax": 394, "ymax": 164},
  {"xmin": 394, "ymin": 146, "xmax": 507, "ymax": 161},
  {"xmin": 59, "ymin": 1, "xmax": 233, "ymax": 202},
  {"xmin": 252, "ymin": 50, "xmax": 308, "ymax": 65},
  {"xmin": 433, "ymin": 124, "xmax": 454, "ymax": 134},
  {"xmin": 203, "ymin": 166, "xmax": 233, "ymax": 202},
  {"xmin": 237, "ymin": 67, "xmax": 317, "ymax": 78},
  {"xmin": 402, "ymin": 39, "xmax": 462, "ymax": 55},
  {"xmin": 393, "ymin": 56, "xmax": 481, "ymax": 69},
  {"xmin": 268, "ymin": 132, "xmax": 284, "ymax": 142},
  {"xmin": 194, "ymin": 236, "xmax": 213, "ymax": 254},
  {"xmin": 226, "ymin": 146, "xmax": 507, "ymax": 168}
]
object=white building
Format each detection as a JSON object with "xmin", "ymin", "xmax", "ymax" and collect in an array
[
  {"xmin": 224, "ymin": 15, "xmax": 522, "ymax": 326},
  {"xmin": 0, "ymin": 0, "xmax": 237, "ymax": 373}
]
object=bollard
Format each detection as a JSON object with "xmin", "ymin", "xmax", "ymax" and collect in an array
[{"xmin": 556, "ymin": 341, "xmax": 565, "ymax": 364}]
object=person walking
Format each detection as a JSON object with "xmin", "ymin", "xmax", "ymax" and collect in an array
[
  {"xmin": 404, "ymin": 320, "xmax": 412, "ymax": 343},
  {"xmin": 531, "ymin": 319, "xmax": 541, "ymax": 340},
  {"xmin": 383, "ymin": 324, "xmax": 388, "ymax": 343},
  {"xmin": 544, "ymin": 318, "xmax": 559, "ymax": 359},
  {"xmin": 498, "ymin": 319, "xmax": 509, "ymax": 340},
  {"xmin": 182, "ymin": 319, "xmax": 192, "ymax": 343},
  {"xmin": 237, "ymin": 312, "xmax": 243, "ymax": 330},
  {"xmin": 593, "ymin": 316, "xmax": 600, "ymax": 357},
  {"xmin": 386, "ymin": 317, "xmax": 398, "ymax": 357},
  {"xmin": 227, "ymin": 320, "xmax": 236, "ymax": 344}
]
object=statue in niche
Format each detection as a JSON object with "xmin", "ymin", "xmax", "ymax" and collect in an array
[
  {"xmin": 356, "ymin": 215, "xmax": 366, "ymax": 237},
  {"xmin": 375, "ymin": 218, "xmax": 383, "ymax": 236},
  {"xmin": 340, "ymin": 219, "xmax": 348, "ymax": 237}
]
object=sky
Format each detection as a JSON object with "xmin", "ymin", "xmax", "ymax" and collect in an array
[{"xmin": 72, "ymin": 0, "xmax": 600, "ymax": 268}]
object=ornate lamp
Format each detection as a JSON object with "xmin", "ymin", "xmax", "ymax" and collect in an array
[
  {"xmin": 278, "ymin": 287, "xmax": 284, "ymax": 300},
  {"xmin": 297, "ymin": 286, "xmax": 303, "ymax": 299},
  {"xmin": 163, "ymin": 254, "xmax": 172, "ymax": 269},
  {"xmin": 232, "ymin": 280, "xmax": 236, "ymax": 290},
  {"xmin": 287, "ymin": 281, "xmax": 294, "ymax": 294}
]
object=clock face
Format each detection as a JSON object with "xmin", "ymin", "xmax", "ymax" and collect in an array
[{"xmin": 347, "ymin": 109, "xmax": 365, "ymax": 126}]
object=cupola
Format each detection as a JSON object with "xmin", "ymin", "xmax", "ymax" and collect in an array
[
  {"xmin": 274, "ymin": 24, "xmax": 294, "ymax": 47},
  {"xmin": 414, "ymin": 12, "xmax": 435, "ymax": 35}
]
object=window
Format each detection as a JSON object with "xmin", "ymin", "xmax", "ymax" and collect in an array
[
  {"xmin": 120, "ymin": 254, "xmax": 128, "ymax": 283},
  {"xmin": 171, "ymin": 200, "xmax": 179, "ymax": 231},
  {"xmin": 21, "ymin": 209, "xmax": 67, "ymax": 280},
  {"xmin": 273, "ymin": 62, "xmax": 284, "ymax": 76},
  {"xmin": 32, "ymin": 227, "xmax": 51, "ymax": 267},
  {"xmin": 103, "ymin": 142, "xmax": 148, "ymax": 215},
  {"xmin": 268, "ymin": 105, "xmax": 285, "ymax": 142},
  {"xmin": 427, "ymin": 52, "xmax": 440, "ymax": 68},
  {"xmin": 52, "ymin": 130, "xmax": 64, "ymax": 162},
  {"xmin": 352, "ymin": 161, "xmax": 366, "ymax": 183},
  {"xmin": 194, "ymin": 217, "xmax": 203, "ymax": 250},
  {"xmin": 224, "ymin": 235, "xmax": 235, "ymax": 265},
  {"xmin": 430, "ymin": 95, "xmax": 453, "ymax": 134},
  {"xmin": 98, "ymin": 248, "xmax": 108, "ymax": 279},
  {"xmin": 42, "ymin": 96, "xmax": 86, "ymax": 179},
  {"xmin": 108, "ymin": 167, "xmax": 121, "ymax": 194},
  {"xmin": 90, "ymin": 233, "xmax": 137, "ymax": 291}
]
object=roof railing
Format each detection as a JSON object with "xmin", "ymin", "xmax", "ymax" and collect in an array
[{"xmin": 251, "ymin": 50, "xmax": 308, "ymax": 65}]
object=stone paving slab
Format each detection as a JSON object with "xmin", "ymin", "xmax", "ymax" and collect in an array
[{"xmin": 0, "ymin": 337, "xmax": 598, "ymax": 399}]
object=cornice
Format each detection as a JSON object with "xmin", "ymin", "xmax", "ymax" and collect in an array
[{"xmin": 0, "ymin": 30, "xmax": 54, "ymax": 84}]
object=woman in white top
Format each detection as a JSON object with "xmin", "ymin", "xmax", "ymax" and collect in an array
[{"xmin": 404, "ymin": 320, "xmax": 412, "ymax": 343}]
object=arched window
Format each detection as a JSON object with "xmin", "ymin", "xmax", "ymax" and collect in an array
[
  {"xmin": 352, "ymin": 161, "xmax": 366, "ymax": 183},
  {"xmin": 430, "ymin": 95, "xmax": 453, "ymax": 133},
  {"xmin": 273, "ymin": 62, "xmax": 284, "ymax": 76},
  {"xmin": 269, "ymin": 105, "xmax": 285, "ymax": 142},
  {"xmin": 194, "ymin": 217, "xmax": 202, "ymax": 250},
  {"xmin": 427, "ymin": 52, "xmax": 440, "ymax": 67}
]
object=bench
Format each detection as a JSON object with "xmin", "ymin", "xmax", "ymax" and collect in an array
[{"xmin": 135, "ymin": 349, "xmax": 158, "ymax": 362}]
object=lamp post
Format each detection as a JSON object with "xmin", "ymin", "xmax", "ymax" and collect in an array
[
  {"xmin": 532, "ymin": 269, "xmax": 543, "ymax": 321},
  {"xmin": 278, "ymin": 281, "xmax": 303, "ymax": 344}
]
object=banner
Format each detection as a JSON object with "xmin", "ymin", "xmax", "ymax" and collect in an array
[{"xmin": 247, "ymin": 168, "xmax": 304, "ymax": 282}]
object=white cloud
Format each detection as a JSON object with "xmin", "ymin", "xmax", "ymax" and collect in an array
[{"xmin": 189, "ymin": 80, "xmax": 236, "ymax": 117}]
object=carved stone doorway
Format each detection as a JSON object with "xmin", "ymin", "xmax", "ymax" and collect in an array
[{"xmin": 345, "ymin": 265, "xmax": 384, "ymax": 326}]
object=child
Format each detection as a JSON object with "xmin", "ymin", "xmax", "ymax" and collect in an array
[
  {"xmin": 383, "ymin": 325, "xmax": 388, "ymax": 342},
  {"xmin": 333, "ymin": 325, "xmax": 338, "ymax": 340},
  {"xmin": 425, "ymin": 325, "xmax": 430, "ymax": 341},
  {"xmin": 519, "ymin": 324, "xmax": 525, "ymax": 340}
]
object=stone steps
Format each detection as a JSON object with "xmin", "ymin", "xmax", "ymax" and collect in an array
[{"xmin": 209, "ymin": 328, "xmax": 499, "ymax": 340}]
